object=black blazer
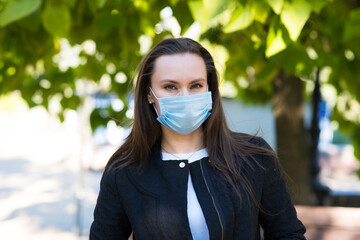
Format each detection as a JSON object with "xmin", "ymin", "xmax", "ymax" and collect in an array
[{"xmin": 90, "ymin": 138, "xmax": 306, "ymax": 240}]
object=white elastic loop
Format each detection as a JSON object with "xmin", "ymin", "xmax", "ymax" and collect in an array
[
  {"xmin": 149, "ymin": 88, "xmax": 160, "ymax": 117},
  {"xmin": 153, "ymin": 104, "xmax": 160, "ymax": 117},
  {"xmin": 149, "ymin": 87, "xmax": 158, "ymax": 100}
]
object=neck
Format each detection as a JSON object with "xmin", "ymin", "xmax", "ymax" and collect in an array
[{"xmin": 161, "ymin": 126, "xmax": 205, "ymax": 154}]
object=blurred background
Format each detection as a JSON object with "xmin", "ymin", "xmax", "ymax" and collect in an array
[{"xmin": 1, "ymin": 0, "xmax": 360, "ymax": 239}]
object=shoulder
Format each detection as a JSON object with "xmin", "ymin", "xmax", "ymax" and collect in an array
[
  {"xmin": 101, "ymin": 160, "xmax": 137, "ymax": 186},
  {"xmin": 231, "ymin": 132, "xmax": 279, "ymax": 173},
  {"xmin": 231, "ymin": 132, "xmax": 275, "ymax": 157},
  {"xmin": 247, "ymin": 136, "xmax": 282, "ymax": 179},
  {"xmin": 232, "ymin": 132, "xmax": 270, "ymax": 148}
]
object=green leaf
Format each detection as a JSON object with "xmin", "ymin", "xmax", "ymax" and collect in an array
[
  {"xmin": 310, "ymin": 0, "xmax": 328, "ymax": 14},
  {"xmin": 265, "ymin": 0, "xmax": 283, "ymax": 15},
  {"xmin": 90, "ymin": 108, "xmax": 108, "ymax": 131},
  {"xmin": 169, "ymin": 0, "xmax": 180, "ymax": 5},
  {"xmin": 188, "ymin": 0, "xmax": 207, "ymax": 27},
  {"xmin": 343, "ymin": 9, "xmax": 360, "ymax": 42},
  {"xmin": 266, "ymin": 21, "xmax": 287, "ymax": 58},
  {"xmin": 95, "ymin": 12, "xmax": 122, "ymax": 38},
  {"xmin": 87, "ymin": 0, "xmax": 109, "ymax": 13},
  {"xmin": 203, "ymin": 0, "xmax": 232, "ymax": 19},
  {"xmin": 280, "ymin": 0, "xmax": 312, "ymax": 41},
  {"xmin": 97, "ymin": 0, "xmax": 107, "ymax": 8},
  {"xmin": 277, "ymin": 44, "xmax": 314, "ymax": 76},
  {"xmin": 18, "ymin": 9, "xmax": 42, "ymax": 32},
  {"xmin": 223, "ymin": 4, "xmax": 254, "ymax": 33},
  {"xmin": 0, "ymin": 0, "xmax": 42, "ymax": 27},
  {"xmin": 252, "ymin": 0, "xmax": 270, "ymax": 24},
  {"xmin": 62, "ymin": 0, "xmax": 77, "ymax": 8},
  {"xmin": 87, "ymin": 0, "xmax": 98, "ymax": 14},
  {"xmin": 42, "ymin": 3, "xmax": 71, "ymax": 37},
  {"xmin": 172, "ymin": 1, "xmax": 194, "ymax": 35},
  {"xmin": 352, "ymin": 132, "xmax": 360, "ymax": 161},
  {"xmin": 188, "ymin": 0, "xmax": 232, "ymax": 29},
  {"xmin": 60, "ymin": 94, "xmax": 80, "ymax": 110}
]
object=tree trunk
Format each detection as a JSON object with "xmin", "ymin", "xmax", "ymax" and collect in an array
[{"xmin": 272, "ymin": 70, "xmax": 314, "ymax": 205}]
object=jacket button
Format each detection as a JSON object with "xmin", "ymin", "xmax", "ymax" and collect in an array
[{"xmin": 179, "ymin": 162, "xmax": 186, "ymax": 168}]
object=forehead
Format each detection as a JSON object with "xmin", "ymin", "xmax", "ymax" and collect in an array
[{"xmin": 151, "ymin": 53, "xmax": 206, "ymax": 82}]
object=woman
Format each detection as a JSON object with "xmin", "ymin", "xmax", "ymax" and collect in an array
[{"xmin": 90, "ymin": 38, "xmax": 306, "ymax": 240}]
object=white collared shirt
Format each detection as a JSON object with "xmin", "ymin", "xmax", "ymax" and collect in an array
[{"xmin": 162, "ymin": 149, "xmax": 209, "ymax": 240}]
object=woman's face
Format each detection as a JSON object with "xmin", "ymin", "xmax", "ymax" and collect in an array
[{"xmin": 148, "ymin": 53, "xmax": 208, "ymax": 114}]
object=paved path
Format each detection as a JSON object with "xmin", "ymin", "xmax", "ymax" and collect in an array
[
  {"xmin": 0, "ymin": 106, "xmax": 108, "ymax": 239},
  {"xmin": 296, "ymin": 205, "xmax": 360, "ymax": 240}
]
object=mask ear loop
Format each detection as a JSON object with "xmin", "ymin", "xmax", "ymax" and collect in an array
[{"xmin": 149, "ymin": 88, "xmax": 160, "ymax": 117}]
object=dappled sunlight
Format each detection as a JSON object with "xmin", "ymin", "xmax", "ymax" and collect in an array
[
  {"xmin": 0, "ymin": 100, "xmax": 104, "ymax": 239},
  {"xmin": 0, "ymin": 155, "xmax": 102, "ymax": 239},
  {"xmin": 0, "ymin": 105, "xmax": 79, "ymax": 167},
  {"xmin": 0, "ymin": 216, "xmax": 78, "ymax": 240},
  {"xmin": 0, "ymin": 157, "xmax": 78, "ymax": 233},
  {"xmin": 0, "ymin": 172, "xmax": 65, "ymax": 220}
]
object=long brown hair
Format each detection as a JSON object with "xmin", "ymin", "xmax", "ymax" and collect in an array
[{"xmin": 107, "ymin": 38, "xmax": 276, "ymax": 208}]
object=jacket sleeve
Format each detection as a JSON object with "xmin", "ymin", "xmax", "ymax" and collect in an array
[
  {"xmin": 259, "ymin": 154, "xmax": 306, "ymax": 240},
  {"xmin": 90, "ymin": 167, "xmax": 132, "ymax": 240}
]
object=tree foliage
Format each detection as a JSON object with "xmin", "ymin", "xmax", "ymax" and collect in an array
[
  {"xmin": 0, "ymin": 0, "xmax": 174, "ymax": 128},
  {"xmin": 1, "ymin": 0, "xmax": 360, "ymax": 164},
  {"xmin": 180, "ymin": 0, "xmax": 360, "ymax": 165}
]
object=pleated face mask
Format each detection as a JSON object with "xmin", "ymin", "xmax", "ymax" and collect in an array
[{"xmin": 150, "ymin": 88, "xmax": 212, "ymax": 135}]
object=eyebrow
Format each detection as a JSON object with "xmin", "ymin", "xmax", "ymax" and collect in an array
[
  {"xmin": 159, "ymin": 78, "xmax": 206, "ymax": 84},
  {"xmin": 190, "ymin": 78, "xmax": 206, "ymax": 84}
]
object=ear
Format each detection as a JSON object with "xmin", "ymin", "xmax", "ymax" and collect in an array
[{"xmin": 147, "ymin": 93, "xmax": 154, "ymax": 104}]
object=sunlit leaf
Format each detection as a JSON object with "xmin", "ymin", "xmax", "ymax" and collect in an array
[
  {"xmin": 203, "ymin": 0, "xmax": 232, "ymax": 19},
  {"xmin": 188, "ymin": 0, "xmax": 207, "ymax": 28},
  {"xmin": 97, "ymin": 0, "xmax": 107, "ymax": 8},
  {"xmin": 42, "ymin": 3, "xmax": 71, "ymax": 37},
  {"xmin": 266, "ymin": 21, "xmax": 287, "ymax": 57},
  {"xmin": 188, "ymin": 0, "xmax": 232, "ymax": 29},
  {"xmin": 280, "ymin": 0, "xmax": 312, "ymax": 41},
  {"xmin": 265, "ymin": 0, "xmax": 283, "ymax": 15},
  {"xmin": 0, "ymin": 0, "xmax": 42, "ymax": 27},
  {"xmin": 223, "ymin": 4, "xmax": 254, "ymax": 33},
  {"xmin": 252, "ymin": 0, "xmax": 270, "ymax": 24}
]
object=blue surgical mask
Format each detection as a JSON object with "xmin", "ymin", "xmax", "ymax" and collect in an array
[{"xmin": 150, "ymin": 88, "xmax": 212, "ymax": 135}]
